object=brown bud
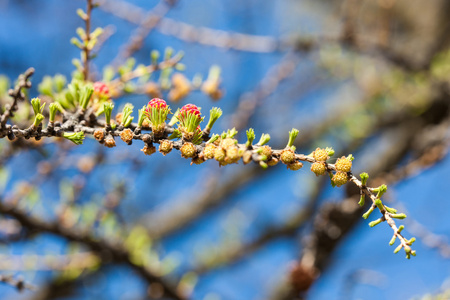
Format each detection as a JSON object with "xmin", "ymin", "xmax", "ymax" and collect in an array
[
  {"xmin": 104, "ymin": 136, "xmax": 116, "ymax": 148},
  {"xmin": 290, "ymin": 263, "xmax": 318, "ymax": 292},
  {"xmin": 145, "ymin": 81, "xmax": 162, "ymax": 98},
  {"xmin": 242, "ymin": 151, "xmax": 253, "ymax": 164},
  {"xmin": 115, "ymin": 112, "xmax": 123, "ymax": 125},
  {"xmin": 169, "ymin": 73, "xmax": 191, "ymax": 102},
  {"xmin": 120, "ymin": 128, "xmax": 133, "ymax": 144},
  {"xmin": 141, "ymin": 143, "xmax": 156, "ymax": 156},
  {"xmin": 77, "ymin": 156, "xmax": 95, "ymax": 173},
  {"xmin": 152, "ymin": 123, "xmax": 166, "ymax": 138},
  {"xmin": 191, "ymin": 157, "xmax": 205, "ymax": 165},
  {"xmin": 159, "ymin": 140, "xmax": 173, "ymax": 156},
  {"xmin": 201, "ymin": 79, "xmax": 223, "ymax": 100},
  {"xmin": 267, "ymin": 157, "xmax": 279, "ymax": 166},
  {"xmin": 94, "ymin": 129, "xmax": 105, "ymax": 142},
  {"xmin": 287, "ymin": 161, "xmax": 303, "ymax": 171},
  {"xmin": 142, "ymin": 118, "xmax": 151, "ymax": 129}
]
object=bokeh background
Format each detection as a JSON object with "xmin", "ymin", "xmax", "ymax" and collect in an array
[{"xmin": 1, "ymin": 0, "xmax": 450, "ymax": 299}]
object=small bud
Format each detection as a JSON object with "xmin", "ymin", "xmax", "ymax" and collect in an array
[
  {"xmin": 246, "ymin": 128, "xmax": 255, "ymax": 148},
  {"xmin": 362, "ymin": 205, "xmax": 375, "ymax": 219},
  {"xmin": 169, "ymin": 73, "xmax": 191, "ymax": 102},
  {"xmin": 33, "ymin": 113, "xmax": 45, "ymax": 128},
  {"xmin": 311, "ymin": 162, "xmax": 326, "ymax": 176},
  {"xmin": 214, "ymin": 147, "xmax": 226, "ymax": 162},
  {"xmin": 63, "ymin": 131, "xmax": 85, "ymax": 145},
  {"xmin": 159, "ymin": 140, "xmax": 173, "ymax": 156},
  {"xmin": 121, "ymin": 103, "xmax": 135, "ymax": 128},
  {"xmin": 391, "ymin": 213, "xmax": 407, "ymax": 219},
  {"xmin": 358, "ymin": 194, "xmax": 365, "ymax": 206},
  {"xmin": 49, "ymin": 102, "xmax": 63, "ymax": 123},
  {"xmin": 94, "ymin": 129, "xmax": 105, "ymax": 142},
  {"xmin": 104, "ymin": 136, "xmax": 116, "ymax": 148},
  {"xmin": 280, "ymin": 149, "xmax": 296, "ymax": 164},
  {"xmin": 225, "ymin": 146, "xmax": 240, "ymax": 164},
  {"xmin": 373, "ymin": 184, "xmax": 388, "ymax": 198},
  {"xmin": 360, "ymin": 172, "xmax": 369, "ymax": 185},
  {"xmin": 220, "ymin": 138, "xmax": 236, "ymax": 150},
  {"xmin": 116, "ymin": 113, "xmax": 124, "ymax": 124},
  {"xmin": 142, "ymin": 119, "xmax": 151, "ymax": 128},
  {"xmin": 325, "ymin": 147, "xmax": 335, "ymax": 157},
  {"xmin": 204, "ymin": 107, "xmax": 222, "ymax": 134},
  {"xmin": 191, "ymin": 157, "xmax": 205, "ymax": 165},
  {"xmin": 369, "ymin": 218, "xmax": 384, "ymax": 227},
  {"xmin": 203, "ymin": 143, "xmax": 216, "ymax": 160},
  {"xmin": 137, "ymin": 106, "xmax": 147, "ymax": 128},
  {"xmin": 104, "ymin": 102, "xmax": 114, "ymax": 126},
  {"xmin": 151, "ymin": 50, "xmax": 160, "ymax": 65},
  {"xmin": 313, "ymin": 148, "xmax": 329, "ymax": 162},
  {"xmin": 141, "ymin": 143, "xmax": 156, "ymax": 155},
  {"xmin": 332, "ymin": 171, "xmax": 348, "ymax": 187},
  {"xmin": 145, "ymin": 81, "xmax": 162, "ymax": 98},
  {"xmin": 288, "ymin": 161, "xmax": 303, "ymax": 171},
  {"xmin": 257, "ymin": 133, "xmax": 271, "ymax": 146},
  {"xmin": 80, "ymin": 85, "xmax": 94, "ymax": 110},
  {"xmin": 335, "ymin": 156, "xmax": 352, "ymax": 173},
  {"xmin": 389, "ymin": 235, "xmax": 397, "ymax": 246},
  {"xmin": 168, "ymin": 129, "xmax": 182, "ymax": 140},
  {"xmin": 259, "ymin": 161, "xmax": 268, "ymax": 169},
  {"xmin": 267, "ymin": 158, "xmax": 279, "ymax": 166},
  {"xmin": 242, "ymin": 151, "xmax": 252, "ymax": 164},
  {"xmin": 31, "ymin": 97, "xmax": 46, "ymax": 116},
  {"xmin": 286, "ymin": 128, "xmax": 299, "ymax": 149},
  {"xmin": 384, "ymin": 205, "xmax": 397, "ymax": 214},
  {"xmin": 259, "ymin": 146, "xmax": 272, "ymax": 159},
  {"xmin": 181, "ymin": 142, "xmax": 196, "ymax": 158},
  {"xmin": 375, "ymin": 199, "xmax": 384, "ymax": 211},
  {"xmin": 225, "ymin": 128, "xmax": 238, "ymax": 139},
  {"xmin": 207, "ymin": 134, "xmax": 220, "ymax": 144},
  {"xmin": 120, "ymin": 129, "xmax": 134, "ymax": 144},
  {"xmin": 201, "ymin": 65, "xmax": 223, "ymax": 100},
  {"xmin": 213, "ymin": 136, "xmax": 222, "ymax": 146}
]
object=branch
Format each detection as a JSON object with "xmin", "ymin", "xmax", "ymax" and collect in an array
[
  {"xmin": 0, "ymin": 70, "xmax": 417, "ymax": 262},
  {"xmin": 0, "ymin": 201, "xmax": 185, "ymax": 300},
  {"xmin": 106, "ymin": 0, "xmax": 177, "ymax": 67},
  {"xmin": 192, "ymin": 177, "xmax": 325, "ymax": 275},
  {"xmin": 100, "ymin": 0, "xmax": 280, "ymax": 53},
  {"xmin": 82, "ymin": 0, "xmax": 94, "ymax": 81},
  {"xmin": 0, "ymin": 274, "xmax": 36, "ymax": 292},
  {"xmin": 0, "ymin": 68, "xmax": 34, "ymax": 129},
  {"xmin": 142, "ymin": 167, "xmax": 259, "ymax": 238}
]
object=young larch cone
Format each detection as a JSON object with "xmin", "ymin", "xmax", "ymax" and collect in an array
[
  {"xmin": 313, "ymin": 148, "xmax": 329, "ymax": 162},
  {"xmin": 335, "ymin": 156, "xmax": 352, "ymax": 173}
]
